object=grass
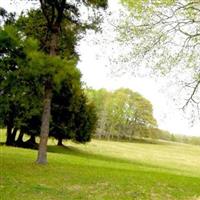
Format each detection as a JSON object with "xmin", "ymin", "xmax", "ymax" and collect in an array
[{"xmin": 1, "ymin": 132, "xmax": 200, "ymax": 199}]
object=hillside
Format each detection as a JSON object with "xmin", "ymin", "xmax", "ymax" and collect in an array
[{"xmin": 1, "ymin": 139, "xmax": 200, "ymax": 200}]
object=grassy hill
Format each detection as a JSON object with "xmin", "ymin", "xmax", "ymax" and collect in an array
[{"xmin": 1, "ymin": 137, "xmax": 200, "ymax": 200}]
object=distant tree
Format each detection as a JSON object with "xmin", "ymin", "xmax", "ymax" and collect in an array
[
  {"xmin": 86, "ymin": 88, "xmax": 157, "ymax": 140},
  {"xmin": 113, "ymin": 88, "xmax": 157, "ymax": 138},
  {"xmin": 86, "ymin": 88, "xmax": 112, "ymax": 139}
]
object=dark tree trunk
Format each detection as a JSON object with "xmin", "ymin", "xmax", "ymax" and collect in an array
[
  {"xmin": 25, "ymin": 134, "xmax": 37, "ymax": 149},
  {"xmin": 57, "ymin": 138, "xmax": 63, "ymax": 146},
  {"xmin": 26, "ymin": 134, "xmax": 36, "ymax": 144},
  {"xmin": 6, "ymin": 125, "xmax": 13, "ymax": 146},
  {"xmin": 29, "ymin": 134, "xmax": 36, "ymax": 144},
  {"xmin": 6, "ymin": 127, "xmax": 17, "ymax": 146},
  {"xmin": 36, "ymin": 83, "xmax": 53, "ymax": 164},
  {"xmin": 16, "ymin": 130, "xmax": 24, "ymax": 144}
]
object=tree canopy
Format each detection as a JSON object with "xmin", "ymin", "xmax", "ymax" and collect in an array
[
  {"xmin": 86, "ymin": 88, "xmax": 157, "ymax": 140},
  {"xmin": 113, "ymin": 0, "xmax": 200, "ymax": 120}
]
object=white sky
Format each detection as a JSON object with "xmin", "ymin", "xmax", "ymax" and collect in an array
[
  {"xmin": 77, "ymin": 0, "xmax": 200, "ymax": 136},
  {"xmin": 1, "ymin": 0, "xmax": 199, "ymax": 136},
  {"xmin": 77, "ymin": 36, "xmax": 200, "ymax": 136}
]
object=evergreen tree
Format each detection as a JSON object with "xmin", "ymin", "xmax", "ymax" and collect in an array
[{"xmin": 6, "ymin": 0, "xmax": 107, "ymax": 164}]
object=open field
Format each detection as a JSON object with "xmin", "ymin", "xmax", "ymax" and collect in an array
[{"xmin": 1, "ymin": 135, "xmax": 200, "ymax": 200}]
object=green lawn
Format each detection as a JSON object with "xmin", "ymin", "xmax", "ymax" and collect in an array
[{"xmin": 1, "ymin": 136, "xmax": 200, "ymax": 200}]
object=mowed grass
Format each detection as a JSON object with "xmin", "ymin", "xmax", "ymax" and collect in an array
[{"xmin": 1, "ymin": 135, "xmax": 200, "ymax": 199}]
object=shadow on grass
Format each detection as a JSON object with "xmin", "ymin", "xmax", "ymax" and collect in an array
[
  {"xmin": 0, "ymin": 139, "xmax": 174, "ymax": 173},
  {"xmin": 46, "ymin": 144, "xmax": 186, "ymax": 176},
  {"xmin": 1, "ymin": 139, "xmax": 199, "ymax": 178},
  {"xmin": 47, "ymin": 144, "xmax": 200, "ymax": 188}
]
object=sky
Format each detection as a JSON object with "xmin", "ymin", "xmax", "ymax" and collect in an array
[
  {"xmin": 1, "ymin": 0, "xmax": 199, "ymax": 136},
  {"xmin": 77, "ymin": 35, "xmax": 200, "ymax": 136}
]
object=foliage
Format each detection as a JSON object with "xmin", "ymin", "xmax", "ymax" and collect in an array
[
  {"xmin": 51, "ymin": 77, "xmax": 97, "ymax": 145},
  {"xmin": 121, "ymin": 0, "xmax": 175, "ymax": 10},
  {"xmin": 0, "ymin": 7, "xmax": 16, "ymax": 25},
  {"xmin": 86, "ymin": 88, "xmax": 157, "ymax": 140},
  {"xmin": 149, "ymin": 127, "xmax": 200, "ymax": 145},
  {"xmin": 0, "ymin": 24, "xmax": 43, "ymax": 145},
  {"xmin": 16, "ymin": 9, "xmax": 79, "ymax": 59},
  {"xmin": 0, "ymin": 21, "xmax": 96, "ymax": 147},
  {"xmin": 117, "ymin": 0, "xmax": 200, "ymax": 118}
]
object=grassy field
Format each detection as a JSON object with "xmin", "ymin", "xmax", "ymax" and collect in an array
[{"xmin": 1, "ymin": 134, "xmax": 200, "ymax": 200}]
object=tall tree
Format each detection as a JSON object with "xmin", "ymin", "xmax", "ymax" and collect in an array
[
  {"xmin": 5, "ymin": 0, "xmax": 108, "ymax": 164},
  {"xmin": 36, "ymin": 0, "xmax": 107, "ymax": 164}
]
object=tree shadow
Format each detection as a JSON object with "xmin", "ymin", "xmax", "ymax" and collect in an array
[{"xmin": 46, "ymin": 144, "xmax": 187, "ymax": 176}]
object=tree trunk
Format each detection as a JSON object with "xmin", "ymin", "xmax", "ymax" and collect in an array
[
  {"xmin": 6, "ymin": 124, "xmax": 13, "ymax": 146},
  {"xmin": 36, "ymin": 24, "xmax": 59, "ymax": 164},
  {"xmin": 29, "ymin": 134, "xmax": 36, "ymax": 144},
  {"xmin": 16, "ymin": 130, "xmax": 24, "ymax": 144},
  {"xmin": 57, "ymin": 138, "xmax": 63, "ymax": 146},
  {"xmin": 36, "ymin": 83, "xmax": 52, "ymax": 164},
  {"xmin": 26, "ymin": 134, "xmax": 36, "ymax": 144},
  {"xmin": 25, "ymin": 134, "xmax": 37, "ymax": 149}
]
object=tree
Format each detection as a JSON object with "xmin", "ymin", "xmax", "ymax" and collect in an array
[
  {"xmin": 0, "ymin": 24, "xmax": 96, "ymax": 148},
  {"xmin": 0, "ymin": 1, "xmax": 107, "ymax": 163},
  {"xmin": 0, "ymin": 7, "xmax": 16, "ymax": 25},
  {"xmin": 51, "ymin": 76, "xmax": 97, "ymax": 146},
  {"xmin": 5, "ymin": 0, "xmax": 108, "ymax": 164},
  {"xmin": 116, "ymin": 0, "xmax": 200, "ymax": 118},
  {"xmin": 109, "ymin": 88, "xmax": 157, "ymax": 139},
  {"xmin": 31, "ymin": 0, "xmax": 107, "ymax": 164},
  {"xmin": 0, "ymin": 24, "xmax": 43, "ymax": 146},
  {"xmin": 86, "ymin": 88, "xmax": 157, "ymax": 140},
  {"xmin": 1, "ymin": 8, "xmax": 98, "ymax": 155},
  {"xmin": 86, "ymin": 88, "xmax": 111, "ymax": 138}
]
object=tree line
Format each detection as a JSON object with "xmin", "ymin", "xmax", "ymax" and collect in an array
[
  {"xmin": 86, "ymin": 88, "xmax": 158, "ymax": 140},
  {"xmin": 86, "ymin": 88, "xmax": 200, "ymax": 145}
]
